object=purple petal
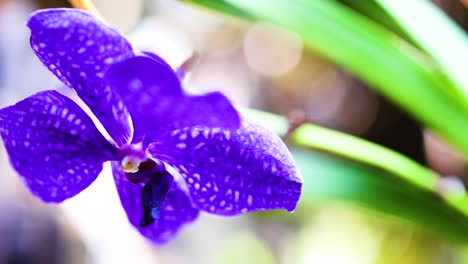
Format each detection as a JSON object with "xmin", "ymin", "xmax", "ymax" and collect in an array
[
  {"xmin": 111, "ymin": 162, "xmax": 199, "ymax": 244},
  {"xmin": 27, "ymin": 8, "xmax": 134, "ymax": 146},
  {"xmin": 104, "ymin": 56, "xmax": 240, "ymax": 143},
  {"xmin": 141, "ymin": 51, "xmax": 173, "ymax": 70},
  {"xmin": 148, "ymin": 119, "xmax": 303, "ymax": 216},
  {"xmin": 0, "ymin": 90, "xmax": 119, "ymax": 202}
]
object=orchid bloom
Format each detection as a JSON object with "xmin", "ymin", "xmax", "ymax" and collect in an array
[{"xmin": 0, "ymin": 8, "xmax": 302, "ymax": 244}]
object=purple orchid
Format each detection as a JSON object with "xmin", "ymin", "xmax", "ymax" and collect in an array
[{"xmin": 0, "ymin": 8, "xmax": 302, "ymax": 244}]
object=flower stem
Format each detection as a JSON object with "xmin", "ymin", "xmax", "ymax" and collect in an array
[{"xmin": 67, "ymin": 0, "xmax": 105, "ymax": 20}]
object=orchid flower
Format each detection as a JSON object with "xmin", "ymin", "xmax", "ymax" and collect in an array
[{"xmin": 0, "ymin": 8, "xmax": 302, "ymax": 244}]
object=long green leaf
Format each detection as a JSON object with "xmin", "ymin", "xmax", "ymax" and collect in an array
[
  {"xmin": 183, "ymin": 0, "xmax": 468, "ymax": 157},
  {"xmin": 243, "ymin": 108, "xmax": 468, "ymax": 242},
  {"xmin": 338, "ymin": 0, "xmax": 412, "ymax": 42},
  {"xmin": 183, "ymin": 0, "xmax": 468, "ymax": 242},
  {"xmin": 373, "ymin": 0, "xmax": 468, "ymax": 103},
  {"xmin": 294, "ymin": 148, "xmax": 468, "ymax": 243}
]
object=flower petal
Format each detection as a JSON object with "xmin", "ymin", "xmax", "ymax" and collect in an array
[
  {"xmin": 111, "ymin": 162, "xmax": 199, "ymax": 244},
  {"xmin": 141, "ymin": 51, "xmax": 173, "ymax": 70},
  {"xmin": 148, "ymin": 119, "xmax": 303, "ymax": 215},
  {"xmin": 104, "ymin": 56, "xmax": 240, "ymax": 143},
  {"xmin": 0, "ymin": 90, "xmax": 119, "ymax": 202},
  {"xmin": 27, "ymin": 8, "xmax": 134, "ymax": 146}
]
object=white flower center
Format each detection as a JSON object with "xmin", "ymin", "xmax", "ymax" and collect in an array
[{"xmin": 121, "ymin": 155, "xmax": 145, "ymax": 173}]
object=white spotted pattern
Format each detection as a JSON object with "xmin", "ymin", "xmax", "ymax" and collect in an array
[
  {"xmin": 27, "ymin": 9, "xmax": 134, "ymax": 146},
  {"xmin": 0, "ymin": 90, "xmax": 118, "ymax": 202},
  {"xmin": 147, "ymin": 119, "xmax": 302, "ymax": 216}
]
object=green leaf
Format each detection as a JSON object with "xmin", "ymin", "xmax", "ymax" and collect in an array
[
  {"xmin": 183, "ymin": 0, "xmax": 468, "ymax": 242},
  {"xmin": 373, "ymin": 0, "xmax": 468, "ymax": 104},
  {"xmin": 182, "ymin": 0, "xmax": 468, "ymax": 157},
  {"xmin": 294, "ymin": 148, "xmax": 468, "ymax": 243},
  {"xmin": 338, "ymin": 0, "xmax": 412, "ymax": 41},
  {"xmin": 243, "ymin": 108, "xmax": 468, "ymax": 242}
]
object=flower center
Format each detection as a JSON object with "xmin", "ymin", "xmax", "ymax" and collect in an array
[
  {"xmin": 123, "ymin": 159, "xmax": 158, "ymax": 184},
  {"xmin": 121, "ymin": 155, "xmax": 144, "ymax": 173},
  {"xmin": 120, "ymin": 143, "xmax": 147, "ymax": 173},
  {"xmin": 119, "ymin": 143, "xmax": 160, "ymax": 184}
]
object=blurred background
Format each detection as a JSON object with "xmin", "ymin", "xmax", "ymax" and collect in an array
[{"xmin": 0, "ymin": 0, "xmax": 468, "ymax": 263}]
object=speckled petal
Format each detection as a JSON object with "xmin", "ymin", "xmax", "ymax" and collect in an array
[
  {"xmin": 148, "ymin": 119, "xmax": 302, "ymax": 216},
  {"xmin": 104, "ymin": 56, "xmax": 240, "ymax": 143},
  {"xmin": 27, "ymin": 8, "xmax": 134, "ymax": 146},
  {"xmin": 0, "ymin": 90, "xmax": 118, "ymax": 202},
  {"xmin": 112, "ymin": 162, "xmax": 199, "ymax": 244}
]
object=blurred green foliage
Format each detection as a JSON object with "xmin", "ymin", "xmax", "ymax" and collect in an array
[{"xmin": 187, "ymin": 0, "xmax": 468, "ymax": 245}]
